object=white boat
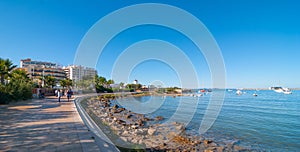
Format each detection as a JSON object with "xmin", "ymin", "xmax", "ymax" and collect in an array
[
  {"xmin": 282, "ymin": 88, "xmax": 292, "ymax": 94},
  {"xmin": 270, "ymin": 86, "xmax": 292, "ymax": 94},
  {"xmin": 236, "ymin": 90, "xmax": 242, "ymax": 95}
]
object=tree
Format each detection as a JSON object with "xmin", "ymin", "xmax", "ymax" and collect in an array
[
  {"xmin": 10, "ymin": 69, "xmax": 30, "ymax": 83},
  {"xmin": 119, "ymin": 82, "xmax": 124, "ymax": 88},
  {"xmin": 99, "ymin": 76, "xmax": 107, "ymax": 86},
  {"xmin": 0, "ymin": 59, "xmax": 33, "ymax": 104},
  {"xmin": 65, "ymin": 78, "xmax": 73, "ymax": 88},
  {"xmin": 94, "ymin": 74, "xmax": 99, "ymax": 86},
  {"xmin": 8, "ymin": 69, "xmax": 33, "ymax": 100},
  {"xmin": 136, "ymin": 84, "xmax": 142, "ymax": 90},
  {"xmin": 107, "ymin": 79, "xmax": 114, "ymax": 88},
  {"xmin": 60, "ymin": 79, "xmax": 67, "ymax": 89},
  {"xmin": 0, "ymin": 58, "xmax": 17, "ymax": 85},
  {"xmin": 126, "ymin": 84, "xmax": 133, "ymax": 89},
  {"xmin": 44, "ymin": 76, "xmax": 56, "ymax": 88}
]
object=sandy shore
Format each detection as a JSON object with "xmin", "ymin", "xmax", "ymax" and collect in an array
[{"xmin": 81, "ymin": 95, "xmax": 251, "ymax": 151}]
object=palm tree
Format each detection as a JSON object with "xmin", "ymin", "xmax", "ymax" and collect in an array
[
  {"xmin": 10, "ymin": 69, "xmax": 30, "ymax": 83},
  {"xmin": 44, "ymin": 76, "xmax": 56, "ymax": 88},
  {"xmin": 0, "ymin": 58, "xmax": 17, "ymax": 85}
]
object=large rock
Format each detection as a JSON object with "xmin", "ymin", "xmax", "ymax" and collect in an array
[
  {"xmin": 120, "ymin": 136, "xmax": 128, "ymax": 142},
  {"xmin": 204, "ymin": 139, "xmax": 213, "ymax": 146},
  {"xmin": 125, "ymin": 114, "xmax": 132, "ymax": 119},
  {"xmin": 137, "ymin": 119, "xmax": 144, "ymax": 126},
  {"xmin": 148, "ymin": 128, "xmax": 156, "ymax": 136},
  {"xmin": 131, "ymin": 125, "xmax": 138, "ymax": 129},
  {"xmin": 113, "ymin": 104, "xmax": 119, "ymax": 110},
  {"xmin": 176, "ymin": 124, "xmax": 185, "ymax": 131},
  {"xmin": 216, "ymin": 146, "xmax": 224, "ymax": 152},
  {"xmin": 136, "ymin": 129, "xmax": 147, "ymax": 135},
  {"xmin": 111, "ymin": 124, "xmax": 119, "ymax": 131},
  {"xmin": 155, "ymin": 116, "xmax": 164, "ymax": 121},
  {"xmin": 234, "ymin": 145, "xmax": 245, "ymax": 151},
  {"xmin": 122, "ymin": 130, "xmax": 129, "ymax": 136}
]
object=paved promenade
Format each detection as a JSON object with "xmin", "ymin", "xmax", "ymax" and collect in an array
[{"xmin": 0, "ymin": 96, "xmax": 118, "ymax": 152}]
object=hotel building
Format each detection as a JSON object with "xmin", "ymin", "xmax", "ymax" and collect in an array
[
  {"xmin": 63, "ymin": 65, "xmax": 97, "ymax": 82},
  {"xmin": 20, "ymin": 58, "xmax": 66, "ymax": 82}
]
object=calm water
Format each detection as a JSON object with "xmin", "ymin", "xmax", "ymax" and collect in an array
[{"xmin": 115, "ymin": 90, "xmax": 300, "ymax": 152}]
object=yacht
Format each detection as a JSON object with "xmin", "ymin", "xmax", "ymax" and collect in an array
[
  {"xmin": 269, "ymin": 86, "xmax": 292, "ymax": 94},
  {"xmin": 282, "ymin": 88, "xmax": 292, "ymax": 94}
]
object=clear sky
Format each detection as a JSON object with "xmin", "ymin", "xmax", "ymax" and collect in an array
[{"xmin": 0, "ymin": 0, "xmax": 299, "ymax": 88}]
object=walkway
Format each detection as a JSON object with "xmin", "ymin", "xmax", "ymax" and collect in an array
[{"xmin": 0, "ymin": 96, "xmax": 118, "ymax": 152}]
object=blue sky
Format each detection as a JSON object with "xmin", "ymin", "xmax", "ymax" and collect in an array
[{"xmin": 0, "ymin": 0, "xmax": 299, "ymax": 88}]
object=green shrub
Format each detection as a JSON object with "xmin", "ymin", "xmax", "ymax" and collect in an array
[{"xmin": 0, "ymin": 90, "xmax": 11, "ymax": 104}]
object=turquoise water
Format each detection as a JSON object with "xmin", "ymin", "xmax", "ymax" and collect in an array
[{"xmin": 116, "ymin": 90, "xmax": 300, "ymax": 151}]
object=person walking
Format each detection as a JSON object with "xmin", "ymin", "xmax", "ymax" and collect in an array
[
  {"xmin": 67, "ymin": 89, "xmax": 71, "ymax": 102},
  {"xmin": 55, "ymin": 89, "xmax": 58, "ymax": 97},
  {"xmin": 57, "ymin": 89, "xmax": 61, "ymax": 102}
]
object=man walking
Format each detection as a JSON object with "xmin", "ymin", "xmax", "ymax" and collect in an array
[{"xmin": 57, "ymin": 89, "xmax": 61, "ymax": 102}]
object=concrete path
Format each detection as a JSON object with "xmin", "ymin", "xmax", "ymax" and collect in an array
[{"xmin": 0, "ymin": 96, "xmax": 118, "ymax": 152}]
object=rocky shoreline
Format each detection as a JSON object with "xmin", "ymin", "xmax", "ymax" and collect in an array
[{"xmin": 82, "ymin": 95, "xmax": 252, "ymax": 152}]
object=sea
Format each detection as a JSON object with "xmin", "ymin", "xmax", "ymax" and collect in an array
[{"xmin": 115, "ymin": 90, "xmax": 300, "ymax": 152}]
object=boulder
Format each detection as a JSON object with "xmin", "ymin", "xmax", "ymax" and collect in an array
[
  {"xmin": 217, "ymin": 146, "xmax": 225, "ymax": 152},
  {"xmin": 131, "ymin": 125, "xmax": 138, "ymax": 129},
  {"xmin": 234, "ymin": 145, "xmax": 245, "ymax": 151},
  {"xmin": 125, "ymin": 114, "xmax": 132, "ymax": 119},
  {"xmin": 155, "ymin": 116, "xmax": 164, "ymax": 121},
  {"xmin": 142, "ymin": 117, "xmax": 153, "ymax": 121},
  {"xmin": 122, "ymin": 130, "xmax": 129, "ymax": 136},
  {"xmin": 148, "ymin": 128, "xmax": 156, "ymax": 136},
  {"xmin": 204, "ymin": 139, "xmax": 213, "ymax": 146},
  {"xmin": 120, "ymin": 136, "xmax": 128, "ymax": 142},
  {"xmin": 113, "ymin": 104, "xmax": 119, "ymax": 110},
  {"xmin": 176, "ymin": 124, "xmax": 185, "ymax": 131},
  {"xmin": 137, "ymin": 119, "xmax": 144, "ymax": 126},
  {"xmin": 136, "ymin": 129, "xmax": 147, "ymax": 135}
]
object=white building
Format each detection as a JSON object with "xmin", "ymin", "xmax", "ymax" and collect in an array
[
  {"xmin": 20, "ymin": 58, "xmax": 66, "ymax": 81},
  {"xmin": 63, "ymin": 65, "xmax": 97, "ymax": 82},
  {"xmin": 133, "ymin": 79, "xmax": 138, "ymax": 84}
]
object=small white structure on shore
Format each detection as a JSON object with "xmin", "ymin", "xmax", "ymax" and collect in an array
[{"xmin": 133, "ymin": 79, "xmax": 138, "ymax": 84}]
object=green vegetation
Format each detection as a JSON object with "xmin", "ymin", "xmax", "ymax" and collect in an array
[
  {"xmin": 44, "ymin": 75, "xmax": 56, "ymax": 88},
  {"xmin": 126, "ymin": 84, "xmax": 142, "ymax": 92},
  {"xmin": 60, "ymin": 78, "xmax": 73, "ymax": 89},
  {"xmin": 94, "ymin": 75, "xmax": 114, "ymax": 93},
  {"xmin": 75, "ymin": 75, "xmax": 94, "ymax": 92},
  {"xmin": 0, "ymin": 58, "xmax": 33, "ymax": 104},
  {"xmin": 0, "ymin": 58, "xmax": 17, "ymax": 85},
  {"xmin": 155, "ymin": 87, "xmax": 181, "ymax": 94}
]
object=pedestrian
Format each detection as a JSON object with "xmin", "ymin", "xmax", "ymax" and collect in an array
[
  {"xmin": 67, "ymin": 89, "xmax": 71, "ymax": 102},
  {"xmin": 55, "ymin": 89, "xmax": 58, "ymax": 97},
  {"xmin": 57, "ymin": 89, "xmax": 61, "ymax": 102}
]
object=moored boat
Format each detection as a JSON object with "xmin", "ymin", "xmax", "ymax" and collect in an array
[{"xmin": 269, "ymin": 86, "xmax": 292, "ymax": 94}]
